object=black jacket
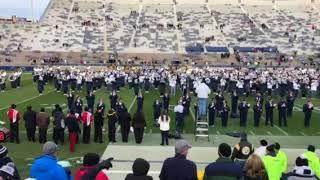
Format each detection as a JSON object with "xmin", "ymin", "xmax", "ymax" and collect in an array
[
  {"xmin": 23, "ymin": 110, "xmax": 37, "ymax": 129},
  {"xmin": 65, "ymin": 115, "xmax": 80, "ymax": 133},
  {"xmin": 125, "ymin": 158, "xmax": 153, "ymax": 180}
]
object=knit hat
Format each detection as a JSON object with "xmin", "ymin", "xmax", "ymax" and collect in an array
[
  {"xmin": 260, "ymin": 139, "xmax": 268, "ymax": 146},
  {"xmin": 218, "ymin": 143, "xmax": 232, "ymax": 158},
  {"xmin": 307, "ymin": 145, "xmax": 315, "ymax": 152},
  {"xmin": 42, "ymin": 141, "xmax": 58, "ymax": 155},
  {"xmin": 83, "ymin": 153, "xmax": 100, "ymax": 166},
  {"xmin": 0, "ymin": 145, "xmax": 8, "ymax": 158},
  {"xmin": 296, "ymin": 156, "xmax": 308, "ymax": 167}
]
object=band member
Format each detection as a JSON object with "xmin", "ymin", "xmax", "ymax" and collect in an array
[
  {"xmin": 153, "ymin": 99, "xmax": 162, "ymax": 126},
  {"xmin": 231, "ymin": 91, "xmax": 239, "ymax": 118},
  {"xmin": 119, "ymin": 109, "xmax": 131, "ymax": 143},
  {"xmin": 86, "ymin": 91, "xmax": 95, "ymax": 112},
  {"xmin": 37, "ymin": 74, "xmax": 45, "ymax": 95},
  {"xmin": 278, "ymin": 98, "xmax": 287, "ymax": 127},
  {"xmin": 7, "ymin": 104, "xmax": 20, "ymax": 143},
  {"xmin": 81, "ymin": 107, "xmax": 93, "ymax": 144},
  {"xmin": 303, "ymin": 99, "xmax": 313, "ymax": 127},
  {"xmin": 107, "ymin": 108, "xmax": 118, "ymax": 143},
  {"xmin": 67, "ymin": 92, "xmax": 75, "ymax": 111},
  {"xmin": 221, "ymin": 100, "xmax": 230, "ymax": 127},
  {"xmin": 182, "ymin": 93, "xmax": 191, "ymax": 116},
  {"xmin": 265, "ymin": 97, "xmax": 276, "ymax": 127},
  {"xmin": 137, "ymin": 91, "xmax": 144, "ymax": 112},
  {"xmin": 286, "ymin": 91, "xmax": 295, "ymax": 118},
  {"xmin": 208, "ymin": 99, "xmax": 216, "ymax": 127},
  {"xmin": 75, "ymin": 96, "xmax": 83, "ymax": 116},
  {"xmin": 109, "ymin": 90, "xmax": 118, "ymax": 110},
  {"xmin": 238, "ymin": 99, "xmax": 250, "ymax": 127},
  {"xmin": 253, "ymin": 102, "xmax": 263, "ymax": 127},
  {"xmin": 96, "ymin": 99, "xmax": 106, "ymax": 115},
  {"xmin": 162, "ymin": 93, "xmax": 170, "ymax": 113},
  {"xmin": 94, "ymin": 107, "xmax": 104, "ymax": 143}
]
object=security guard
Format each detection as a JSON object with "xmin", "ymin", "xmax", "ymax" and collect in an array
[
  {"xmin": 278, "ymin": 98, "xmax": 287, "ymax": 127},
  {"xmin": 253, "ymin": 102, "xmax": 263, "ymax": 127},
  {"xmin": 262, "ymin": 144, "xmax": 283, "ymax": 180},
  {"xmin": 238, "ymin": 99, "xmax": 250, "ymax": 127},
  {"xmin": 303, "ymin": 145, "xmax": 320, "ymax": 178},
  {"xmin": 265, "ymin": 97, "xmax": 275, "ymax": 127},
  {"xmin": 231, "ymin": 133, "xmax": 254, "ymax": 168}
]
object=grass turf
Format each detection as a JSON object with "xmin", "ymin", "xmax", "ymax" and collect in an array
[{"xmin": 0, "ymin": 73, "xmax": 320, "ymax": 178}]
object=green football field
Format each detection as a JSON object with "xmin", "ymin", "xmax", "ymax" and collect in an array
[{"xmin": 0, "ymin": 73, "xmax": 320, "ymax": 178}]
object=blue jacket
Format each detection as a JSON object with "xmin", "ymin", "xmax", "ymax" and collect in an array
[
  {"xmin": 203, "ymin": 157, "xmax": 243, "ymax": 180},
  {"xmin": 159, "ymin": 154, "xmax": 197, "ymax": 180},
  {"xmin": 30, "ymin": 155, "xmax": 68, "ymax": 180}
]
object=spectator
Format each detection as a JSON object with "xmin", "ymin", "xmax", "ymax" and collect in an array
[
  {"xmin": 0, "ymin": 145, "xmax": 20, "ymax": 179},
  {"xmin": 159, "ymin": 140, "xmax": 197, "ymax": 180},
  {"xmin": 52, "ymin": 105, "xmax": 65, "ymax": 145},
  {"xmin": 275, "ymin": 142, "xmax": 288, "ymax": 173},
  {"xmin": 23, "ymin": 106, "xmax": 37, "ymax": 142},
  {"xmin": 36, "ymin": 108, "xmax": 50, "ymax": 144},
  {"xmin": 158, "ymin": 111, "xmax": 170, "ymax": 146},
  {"xmin": 132, "ymin": 110, "xmax": 146, "ymax": 144},
  {"xmin": 30, "ymin": 142, "xmax": 68, "ymax": 180},
  {"xmin": 125, "ymin": 158, "xmax": 153, "ymax": 180},
  {"xmin": 231, "ymin": 133, "xmax": 254, "ymax": 168},
  {"xmin": 203, "ymin": 143, "xmax": 242, "ymax": 180},
  {"xmin": 302, "ymin": 145, "xmax": 320, "ymax": 178},
  {"xmin": 7, "ymin": 104, "xmax": 20, "ymax": 144},
  {"xmin": 262, "ymin": 144, "xmax": 283, "ymax": 180},
  {"xmin": 74, "ymin": 153, "xmax": 110, "ymax": 180},
  {"xmin": 0, "ymin": 165, "xmax": 17, "ymax": 180},
  {"xmin": 254, "ymin": 139, "xmax": 268, "ymax": 157},
  {"xmin": 243, "ymin": 154, "xmax": 268, "ymax": 180},
  {"xmin": 281, "ymin": 156, "xmax": 318, "ymax": 180}
]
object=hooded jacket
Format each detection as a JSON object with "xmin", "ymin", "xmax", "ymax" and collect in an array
[
  {"xmin": 30, "ymin": 155, "xmax": 68, "ymax": 180},
  {"xmin": 125, "ymin": 158, "xmax": 153, "ymax": 180},
  {"xmin": 281, "ymin": 166, "xmax": 319, "ymax": 180}
]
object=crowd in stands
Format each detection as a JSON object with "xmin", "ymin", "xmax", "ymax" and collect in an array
[{"xmin": 0, "ymin": 139, "xmax": 319, "ymax": 180}]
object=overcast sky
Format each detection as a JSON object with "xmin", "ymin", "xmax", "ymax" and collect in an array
[{"xmin": 0, "ymin": 0, "xmax": 50, "ymax": 20}]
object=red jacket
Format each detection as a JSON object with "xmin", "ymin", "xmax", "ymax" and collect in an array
[
  {"xmin": 81, "ymin": 111, "xmax": 93, "ymax": 126},
  {"xmin": 74, "ymin": 166, "xmax": 109, "ymax": 180},
  {"xmin": 7, "ymin": 108, "xmax": 20, "ymax": 123}
]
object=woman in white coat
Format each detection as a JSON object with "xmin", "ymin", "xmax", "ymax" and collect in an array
[{"xmin": 158, "ymin": 112, "xmax": 170, "ymax": 146}]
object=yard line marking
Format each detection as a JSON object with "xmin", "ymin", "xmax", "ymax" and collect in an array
[
  {"xmin": 190, "ymin": 108, "xmax": 196, "ymax": 122},
  {"xmin": 300, "ymin": 132, "xmax": 307, "ymax": 136},
  {"xmin": 250, "ymin": 131, "xmax": 255, "ymax": 135},
  {"xmin": 0, "ymin": 121, "xmax": 5, "ymax": 125},
  {"xmin": 40, "ymin": 104, "xmax": 49, "ymax": 106},
  {"xmin": 216, "ymin": 130, "xmax": 220, "ymax": 135},
  {"xmin": 274, "ymin": 125, "xmax": 289, "ymax": 136},
  {"xmin": 267, "ymin": 131, "xmax": 273, "ymax": 135},
  {"xmin": 149, "ymin": 129, "xmax": 152, "ymax": 134},
  {"xmin": 128, "ymin": 96, "xmax": 137, "ymax": 112},
  {"xmin": 0, "ymin": 89, "xmax": 55, "ymax": 111}
]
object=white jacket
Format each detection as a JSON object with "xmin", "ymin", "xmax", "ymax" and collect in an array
[
  {"xmin": 158, "ymin": 116, "xmax": 170, "ymax": 131},
  {"xmin": 195, "ymin": 83, "xmax": 211, "ymax": 98}
]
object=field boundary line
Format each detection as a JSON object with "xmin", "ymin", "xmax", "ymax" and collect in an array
[{"xmin": 274, "ymin": 125, "xmax": 289, "ymax": 136}]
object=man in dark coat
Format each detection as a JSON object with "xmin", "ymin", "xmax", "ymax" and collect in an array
[
  {"xmin": 238, "ymin": 99, "xmax": 250, "ymax": 127},
  {"xmin": 109, "ymin": 91, "xmax": 118, "ymax": 110},
  {"xmin": 159, "ymin": 140, "xmax": 197, "ymax": 180},
  {"xmin": 94, "ymin": 107, "xmax": 104, "ymax": 143},
  {"xmin": 230, "ymin": 91, "xmax": 239, "ymax": 118},
  {"xmin": 278, "ymin": 98, "xmax": 287, "ymax": 127},
  {"xmin": 107, "ymin": 109, "xmax": 118, "ymax": 143},
  {"xmin": 52, "ymin": 105, "xmax": 65, "ymax": 145},
  {"xmin": 303, "ymin": 99, "xmax": 313, "ymax": 127},
  {"xmin": 132, "ymin": 110, "xmax": 146, "ymax": 144},
  {"xmin": 23, "ymin": 106, "xmax": 37, "ymax": 142},
  {"xmin": 203, "ymin": 143, "xmax": 242, "ymax": 180},
  {"xmin": 86, "ymin": 91, "xmax": 95, "ymax": 113},
  {"xmin": 253, "ymin": 102, "xmax": 263, "ymax": 127},
  {"xmin": 119, "ymin": 109, "xmax": 131, "ymax": 143},
  {"xmin": 265, "ymin": 97, "xmax": 275, "ymax": 127},
  {"xmin": 221, "ymin": 100, "xmax": 229, "ymax": 127},
  {"xmin": 66, "ymin": 92, "xmax": 75, "ymax": 111},
  {"xmin": 153, "ymin": 99, "xmax": 162, "ymax": 126},
  {"xmin": 125, "ymin": 158, "xmax": 153, "ymax": 180}
]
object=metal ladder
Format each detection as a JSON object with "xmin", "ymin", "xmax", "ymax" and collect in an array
[{"xmin": 194, "ymin": 117, "xmax": 210, "ymax": 142}]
